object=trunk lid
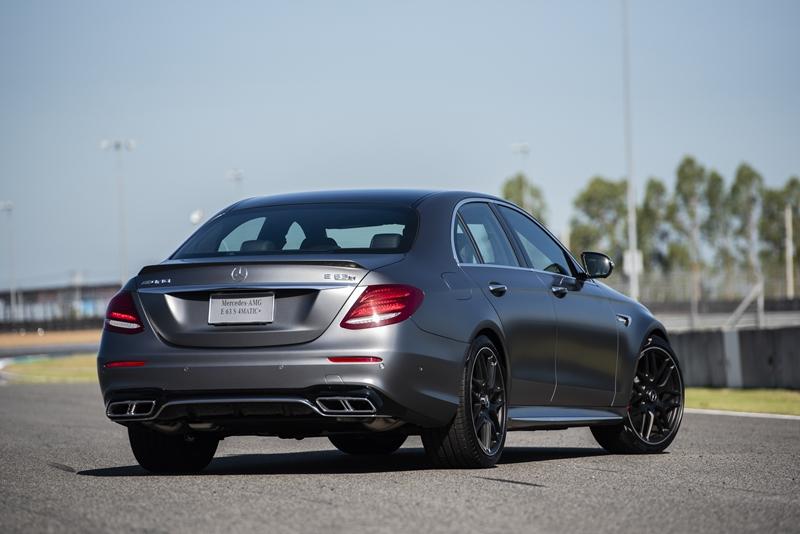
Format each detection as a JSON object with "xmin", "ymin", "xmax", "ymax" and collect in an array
[{"xmin": 134, "ymin": 254, "xmax": 401, "ymax": 348}]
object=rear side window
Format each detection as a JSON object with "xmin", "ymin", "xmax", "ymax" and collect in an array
[
  {"xmin": 174, "ymin": 204, "xmax": 418, "ymax": 258},
  {"xmin": 454, "ymin": 218, "xmax": 480, "ymax": 264},
  {"xmin": 457, "ymin": 203, "xmax": 519, "ymax": 267},
  {"xmin": 498, "ymin": 206, "xmax": 573, "ymax": 275}
]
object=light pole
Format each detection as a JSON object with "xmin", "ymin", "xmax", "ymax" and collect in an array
[
  {"xmin": 101, "ymin": 139, "xmax": 136, "ymax": 285},
  {"xmin": 621, "ymin": 0, "xmax": 640, "ymax": 301},
  {"xmin": 786, "ymin": 205, "xmax": 795, "ymax": 299},
  {"xmin": 226, "ymin": 168, "xmax": 244, "ymax": 200},
  {"xmin": 0, "ymin": 201, "xmax": 17, "ymax": 322},
  {"xmin": 510, "ymin": 142, "xmax": 530, "ymax": 173}
]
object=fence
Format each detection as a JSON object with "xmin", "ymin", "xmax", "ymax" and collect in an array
[
  {"xmin": 604, "ymin": 265, "xmax": 799, "ymax": 304},
  {"xmin": 0, "ymin": 283, "xmax": 119, "ymax": 329}
]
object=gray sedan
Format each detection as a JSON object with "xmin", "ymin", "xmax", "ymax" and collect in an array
[{"xmin": 98, "ymin": 189, "xmax": 683, "ymax": 472}]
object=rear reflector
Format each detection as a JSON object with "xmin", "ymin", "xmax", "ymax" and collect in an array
[
  {"xmin": 104, "ymin": 361, "xmax": 146, "ymax": 368},
  {"xmin": 104, "ymin": 291, "xmax": 144, "ymax": 334},
  {"xmin": 340, "ymin": 284, "xmax": 424, "ymax": 329},
  {"xmin": 328, "ymin": 356, "xmax": 383, "ymax": 364}
]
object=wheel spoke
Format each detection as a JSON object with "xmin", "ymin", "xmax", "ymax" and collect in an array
[
  {"xmin": 488, "ymin": 407, "xmax": 502, "ymax": 432},
  {"xmin": 476, "ymin": 356, "xmax": 487, "ymax": 385},
  {"xmin": 490, "ymin": 386, "xmax": 504, "ymax": 401},
  {"xmin": 648, "ymin": 352, "xmax": 658, "ymax": 381},
  {"xmin": 485, "ymin": 358, "xmax": 497, "ymax": 390},
  {"xmin": 655, "ymin": 363, "xmax": 675, "ymax": 388},
  {"xmin": 644, "ymin": 410, "xmax": 655, "ymax": 440},
  {"xmin": 472, "ymin": 410, "xmax": 486, "ymax": 428},
  {"xmin": 480, "ymin": 420, "xmax": 492, "ymax": 450}
]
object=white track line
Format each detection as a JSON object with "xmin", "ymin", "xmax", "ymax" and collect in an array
[{"xmin": 685, "ymin": 408, "xmax": 800, "ymax": 421}]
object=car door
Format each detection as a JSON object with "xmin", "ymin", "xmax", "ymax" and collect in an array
[
  {"xmin": 495, "ymin": 205, "xmax": 619, "ymax": 407},
  {"xmin": 456, "ymin": 202, "xmax": 557, "ymax": 405}
]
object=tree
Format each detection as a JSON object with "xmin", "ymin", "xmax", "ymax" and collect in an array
[
  {"xmin": 569, "ymin": 176, "xmax": 627, "ymax": 263},
  {"xmin": 759, "ymin": 176, "xmax": 800, "ymax": 274},
  {"xmin": 729, "ymin": 163, "xmax": 764, "ymax": 280},
  {"xmin": 668, "ymin": 156, "xmax": 709, "ymax": 322},
  {"xmin": 702, "ymin": 170, "xmax": 738, "ymax": 297},
  {"xmin": 637, "ymin": 177, "xmax": 670, "ymax": 271},
  {"xmin": 501, "ymin": 173, "xmax": 547, "ymax": 223},
  {"xmin": 702, "ymin": 170, "xmax": 730, "ymax": 254}
]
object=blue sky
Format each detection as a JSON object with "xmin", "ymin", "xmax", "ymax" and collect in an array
[{"xmin": 1, "ymin": 0, "xmax": 798, "ymax": 288}]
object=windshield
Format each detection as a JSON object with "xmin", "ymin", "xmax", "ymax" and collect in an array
[{"xmin": 173, "ymin": 204, "xmax": 418, "ymax": 258}]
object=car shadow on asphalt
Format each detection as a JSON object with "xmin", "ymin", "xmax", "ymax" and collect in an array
[{"xmin": 76, "ymin": 446, "xmax": 608, "ymax": 477}]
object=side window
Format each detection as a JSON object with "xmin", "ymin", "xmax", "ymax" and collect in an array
[
  {"xmin": 454, "ymin": 218, "xmax": 480, "ymax": 264},
  {"xmin": 498, "ymin": 206, "xmax": 572, "ymax": 275},
  {"xmin": 218, "ymin": 217, "xmax": 266, "ymax": 252},
  {"xmin": 458, "ymin": 203, "xmax": 519, "ymax": 267}
]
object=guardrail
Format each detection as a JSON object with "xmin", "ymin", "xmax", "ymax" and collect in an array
[
  {"xmin": 671, "ymin": 326, "xmax": 800, "ymax": 389},
  {"xmin": 0, "ymin": 318, "xmax": 103, "ymax": 333}
]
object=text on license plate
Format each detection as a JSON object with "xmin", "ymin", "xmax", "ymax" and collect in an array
[{"xmin": 208, "ymin": 293, "xmax": 274, "ymax": 325}]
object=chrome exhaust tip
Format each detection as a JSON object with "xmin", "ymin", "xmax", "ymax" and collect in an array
[
  {"xmin": 106, "ymin": 400, "xmax": 156, "ymax": 419},
  {"xmin": 315, "ymin": 396, "xmax": 377, "ymax": 414}
]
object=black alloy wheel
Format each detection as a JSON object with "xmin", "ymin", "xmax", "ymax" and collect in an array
[
  {"xmin": 422, "ymin": 335, "xmax": 507, "ymax": 468},
  {"xmin": 470, "ymin": 345, "xmax": 506, "ymax": 456},
  {"xmin": 591, "ymin": 336, "xmax": 684, "ymax": 454}
]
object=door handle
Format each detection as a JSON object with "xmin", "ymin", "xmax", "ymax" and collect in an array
[
  {"xmin": 551, "ymin": 286, "xmax": 568, "ymax": 298},
  {"xmin": 488, "ymin": 283, "xmax": 508, "ymax": 296}
]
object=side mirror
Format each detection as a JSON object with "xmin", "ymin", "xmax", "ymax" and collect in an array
[{"xmin": 580, "ymin": 251, "xmax": 614, "ymax": 279}]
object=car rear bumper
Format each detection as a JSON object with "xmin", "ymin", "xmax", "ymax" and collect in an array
[{"xmin": 98, "ymin": 320, "xmax": 468, "ymax": 428}]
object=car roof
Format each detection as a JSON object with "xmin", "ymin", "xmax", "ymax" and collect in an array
[{"xmin": 232, "ymin": 189, "xmax": 500, "ymax": 210}]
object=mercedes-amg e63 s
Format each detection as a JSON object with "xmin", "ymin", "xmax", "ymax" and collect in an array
[{"xmin": 98, "ymin": 190, "xmax": 683, "ymax": 472}]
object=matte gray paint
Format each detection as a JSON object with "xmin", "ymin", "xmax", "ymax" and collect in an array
[{"xmin": 98, "ymin": 189, "xmax": 670, "ymax": 433}]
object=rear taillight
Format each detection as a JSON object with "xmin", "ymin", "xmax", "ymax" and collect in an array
[
  {"xmin": 104, "ymin": 360, "xmax": 146, "ymax": 368},
  {"xmin": 340, "ymin": 284, "xmax": 424, "ymax": 330},
  {"xmin": 328, "ymin": 356, "xmax": 383, "ymax": 363},
  {"xmin": 104, "ymin": 291, "xmax": 144, "ymax": 334}
]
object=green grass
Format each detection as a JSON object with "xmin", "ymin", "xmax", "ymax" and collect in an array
[
  {"xmin": 2, "ymin": 356, "xmax": 799, "ymax": 416},
  {"xmin": 2, "ymin": 354, "xmax": 98, "ymax": 383},
  {"xmin": 686, "ymin": 387, "xmax": 800, "ymax": 416}
]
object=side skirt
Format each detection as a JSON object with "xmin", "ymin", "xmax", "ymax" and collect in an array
[{"xmin": 508, "ymin": 406, "xmax": 625, "ymax": 430}]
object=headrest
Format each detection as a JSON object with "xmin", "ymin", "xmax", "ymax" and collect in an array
[
  {"xmin": 240, "ymin": 240, "xmax": 276, "ymax": 252},
  {"xmin": 300, "ymin": 237, "xmax": 340, "ymax": 251},
  {"xmin": 370, "ymin": 233, "xmax": 402, "ymax": 249}
]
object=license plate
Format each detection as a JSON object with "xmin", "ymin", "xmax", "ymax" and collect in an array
[{"xmin": 208, "ymin": 293, "xmax": 274, "ymax": 325}]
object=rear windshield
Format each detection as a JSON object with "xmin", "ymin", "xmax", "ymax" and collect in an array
[{"xmin": 173, "ymin": 204, "xmax": 418, "ymax": 258}]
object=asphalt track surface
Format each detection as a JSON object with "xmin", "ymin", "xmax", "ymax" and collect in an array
[{"xmin": 1, "ymin": 384, "xmax": 798, "ymax": 533}]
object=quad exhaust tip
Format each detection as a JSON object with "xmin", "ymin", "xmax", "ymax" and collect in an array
[
  {"xmin": 106, "ymin": 400, "xmax": 156, "ymax": 419},
  {"xmin": 315, "ymin": 396, "xmax": 377, "ymax": 414},
  {"xmin": 106, "ymin": 396, "xmax": 376, "ymax": 419}
]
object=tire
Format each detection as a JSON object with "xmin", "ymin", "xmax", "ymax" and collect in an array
[
  {"xmin": 591, "ymin": 335, "xmax": 684, "ymax": 454},
  {"xmin": 128, "ymin": 424, "xmax": 218, "ymax": 474},
  {"xmin": 328, "ymin": 434, "xmax": 407, "ymax": 455},
  {"xmin": 421, "ymin": 335, "xmax": 507, "ymax": 468}
]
